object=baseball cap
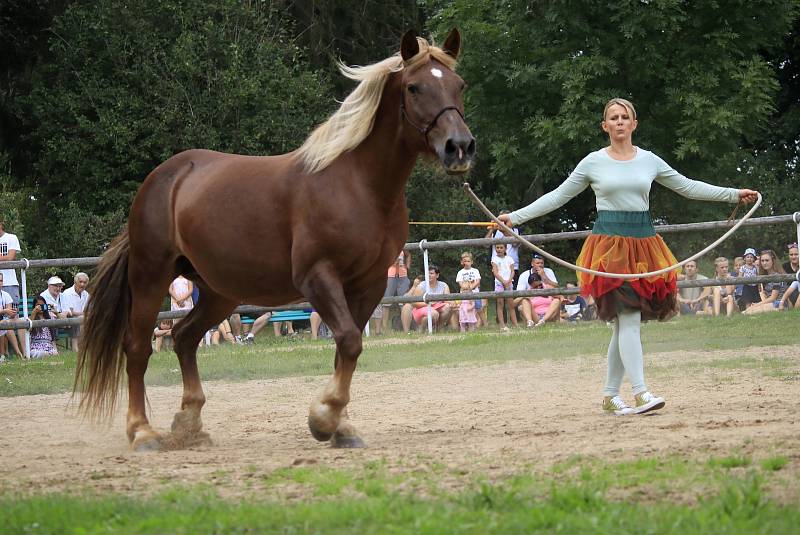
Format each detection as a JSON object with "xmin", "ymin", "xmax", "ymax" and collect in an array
[
  {"xmin": 743, "ymin": 248, "xmax": 757, "ymax": 257},
  {"xmin": 532, "ymin": 254, "xmax": 543, "ymax": 260},
  {"xmin": 47, "ymin": 276, "xmax": 64, "ymax": 285}
]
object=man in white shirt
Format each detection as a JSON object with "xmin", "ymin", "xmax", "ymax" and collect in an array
[
  {"xmin": 0, "ymin": 272, "xmax": 23, "ymax": 359},
  {"xmin": 61, "ymin": 272, "xmax": 90, "ymax": 350},
  {"xmin": 40, "ymin": 276, "xmax": 66, "ymax": 318},
  {"xmin": 0, "ymin": 217, "xmax": 23, "ymax": 349}
]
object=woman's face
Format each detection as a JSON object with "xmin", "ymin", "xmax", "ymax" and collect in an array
[
  {"xmin": 602, "ymin": 104, "xmax": 637, "ymax": 143},
  {"xmin": 759, "ymin": 254, "xmax": 773, "ymax": 271},
  {"xmin": 789, "ymin": 247, "xmax": 798, "ymax": 266}
]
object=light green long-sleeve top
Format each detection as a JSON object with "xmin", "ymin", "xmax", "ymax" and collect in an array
[{"xmin": 509, "ymin": 147, "xmax": 740, "ymax": 226}]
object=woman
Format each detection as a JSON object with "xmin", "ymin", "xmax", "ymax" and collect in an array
[
  {"xmin": 779, "ymin": 243, "xmax": 799, "ymax": 310},
  {"xmin": 711, "ymin": 257, "xmax": 736, "ymax": 317},
  {"xmin": 743, "ymin": 250, "xmax": 787, "ymax": 314},
  {"xmin": 29, "ymin": 295, "xmax": 58, "ymax": 358},
  {"xmin": 499, "ymin": 98, "xmax": 758, "ymax": 416}
]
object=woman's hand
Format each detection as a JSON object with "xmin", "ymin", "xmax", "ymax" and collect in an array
[
  {"xmin": 497, "ymin": 214, "xmax": 514, "ymax": 227},
  {"xmin": 739, "ymin": 189, "xmax": 759, "ymax": 203}
]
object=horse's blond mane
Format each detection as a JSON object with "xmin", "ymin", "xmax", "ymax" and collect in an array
[{"xmin": 295, "ymin": 37, "xmax": 457, "ymax": 173}]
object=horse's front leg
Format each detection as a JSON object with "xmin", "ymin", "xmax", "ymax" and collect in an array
[{"xmin": 302, "ymin": 267, "xmax": 382, "ymax": 448}]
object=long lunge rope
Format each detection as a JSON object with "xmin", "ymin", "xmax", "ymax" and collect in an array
[{"xmin": 463, "ymin": 183, "xmax": 762, "ymax": 280}]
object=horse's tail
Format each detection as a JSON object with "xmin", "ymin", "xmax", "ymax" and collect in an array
[{"xmin": 73, "ymin": 227, "xmax": 131, "ymax": 420}]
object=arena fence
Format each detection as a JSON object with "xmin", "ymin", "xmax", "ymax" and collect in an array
[{"xmin": 1, "ymin": 212, "xmax": 798, "ymax": 354}]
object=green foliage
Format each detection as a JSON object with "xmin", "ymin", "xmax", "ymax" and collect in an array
[
  {"xmin": 17, "ymin": 0, "xmax": 332, "ymax": 251},
  {"xmin": 427, "ymin": 0, "xmax": 799, "ymax": 237}
]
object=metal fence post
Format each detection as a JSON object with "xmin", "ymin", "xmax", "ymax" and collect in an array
[
  {"xmin": 20, "ymin": 259, "xmax": 30, "ymax": 359},
  {"xmin": 419, "ymin": 239, "xmax": 433, "ymax": 334}
]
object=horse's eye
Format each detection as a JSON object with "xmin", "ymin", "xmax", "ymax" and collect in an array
[{"xmin": 407, "ymin": 84, "xmax": 419, "ymax": 95}]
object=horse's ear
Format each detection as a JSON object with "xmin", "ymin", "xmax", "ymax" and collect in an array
[
  {"xmin": 401, "ymin": 30, "xmax": 419, "ymax": 61},
  {"xmin": 442, "ymin": 28, "xmax": 461, "ymax": 59}
]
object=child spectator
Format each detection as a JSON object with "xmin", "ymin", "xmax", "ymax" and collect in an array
[
  {"xmin": 561, "ymin": 282, "xmax": 588, "ymax": 321},
  {"xmin": 743, "ymin": 250, "xmax": 787, "ymax": 314},
  {"xmin": 29, "ymin": 296, "xmax": 57, "ymax": 359},
  {"xmin": 737, "ymin": 248, "xmax": 761, "ymax": 310},
  {"xmin": 491, "ymin": 243, "xmax": 517, "ymax": 330},
  {"xmin": 457, "ymin": 281, "xmax": 478, "ymax": 332},
  {"xmin": 153, "ymin": 319, "xmax": 174, "ymax": 352},
  {"xmin": 487, "ymin": 213, "xmax": 520, "ymax": 283},
  {"xmin": 169, "ymin": 275, "xmax": 194, "ymax": 322},
  {"xmin": 711, "ymin": 257, "xmax": 736, "ymax": 316},
  {"xmin": 732, "ymin": 256, "xmax": 745, "ymax": 305},
  {"xmin": 455, "ymin": 251, "xmax": 483, "ymax": 327}
]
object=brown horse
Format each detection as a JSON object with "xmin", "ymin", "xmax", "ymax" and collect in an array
[{"xmin": 74, "ymin": 29, "xmax": 474, "ymax": 451}]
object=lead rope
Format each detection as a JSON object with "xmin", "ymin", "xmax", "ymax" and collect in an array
[{"xmin": 463, "ymin": 183, "xmax": 762, "ymax": 280}]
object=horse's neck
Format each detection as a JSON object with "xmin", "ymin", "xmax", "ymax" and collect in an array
[{"xmin": 339, "ymin": 85, "xmax": 417, "ymax": 203}]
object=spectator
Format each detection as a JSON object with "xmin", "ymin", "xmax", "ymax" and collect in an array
[
  {"xmin": 457, "ymin": 280, "xmax": 478, "ymax": 332},
  {"xmin": 677, "ymin": 260, "xmax": 710, "ymax": 315},
  {"xmin": 780, "ymin": 243, "xmax": 799, "ymax": 310},
  {"xmin": 310, "ymin": 311, "xmax": 332, "ymax": 340},
  {"xmin": 401, "ymin": 265, "xmax": 452, "ymax": 332},
  {"xmin": 455, "ymin": 251, "xmax": 484, "ymax": 326},
  {"xmin": 737, "ymin": 248, "xmax": 761, "ymax": 310},
  {"xmin": 0, "ymin": 273, "xmax": 23, "ymax": 360},
  {"xmin": 369, "ymin": 305, "xmax": 383, "ymax": 335},
  {"xmin": 732, "ymin": 256, "xmax": 745, "ymax": 306},
  {"xmin": 153, "ymin": 319, "xmax": 174, "ymax": 352},
  {"xmin": 710, "ymin": 257, "xmax": 736, "ymax": 317},
  {"xmin": 0, "ymin": 215, "xmax": 23, "ymax": 349},
  {"xmin": 515, "ymin": 255, "xmax": 561, "ymax": 328},
  {"xmin": 39, "ymin": 276, "xmax": 66, "ymax": 318},
  {"xmin": 61, "ymin": 272, "xmax": 90, "ymax": 351},
  {"xmin": 491, "ymin": 243, "xmax": 518, "ymax": 330},
  {"xmin": 561, "ymin": 282, "xmax": 588, "ymax": 321},
  {"xmin": 29, "ymin": 295, "xmax": 57, "ymax": 358},
  {"xmin": 228, "ymin": 313, "xmax": 244, "ymax": 343},
  {"xmin": 515, "ymin": 271, "xmax": 560, "ymax": 327},
  {"xmin": 208, "ymin": 319, "xmax": 236, "ymax": 345},
  {"xmin": 382, "ymin": 250, "xmax": 412, "ymax": 333},
  {"xmin": 487, "ymin": 213, "xmax": 520, "ymax": 283},
  {"xmin": 169, "ymin": 275, "xmax": 194, "ymax": 322},
  {"xmin": 243, "ymin": 311, "xmax": 273, "ymax": 343},
  {"xmin": 743, "ymin": 250, "xmax": 787, "ymax": 314}
]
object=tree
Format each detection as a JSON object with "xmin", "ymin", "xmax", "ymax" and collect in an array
[
  {"xmin": 428, "ymin": 0, "xmax": 798, "ymax": 258},
  {"xmin": 17, "ymin": 0, "xmax": 332, "ymax": 256}
]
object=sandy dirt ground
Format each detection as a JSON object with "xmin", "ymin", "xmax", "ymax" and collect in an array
[{"xmin": 1, "ymin": 343, "xmax": 798, "ymax": 501}]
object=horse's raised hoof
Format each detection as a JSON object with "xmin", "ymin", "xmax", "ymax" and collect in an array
[
  {"xmin": 331, "ymin": 432, "xmax": 366, "ymax": 449},
  {"xmin": 308, "ymin": 415, "xmax": 333, "ymax": 442}
]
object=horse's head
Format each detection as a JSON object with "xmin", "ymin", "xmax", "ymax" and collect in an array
[{"xmin": 399, "ymin": 29, "xmax": 475, "ymax": 175}]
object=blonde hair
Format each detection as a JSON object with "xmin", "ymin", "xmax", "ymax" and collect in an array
[
  {"xmin": 714, "ymin": 257, "xmax": 729, "ymax": 274},
  {"xmin": 296, "ymin": 38, "xmax": 457, "ymax": 173},
  {"xmin": 603, "ymin": 98, "xmax": 637, "ymax": 121},
  {"xmin": 461, "ymin": 251, "xmax": 473, "ymax": 260}
]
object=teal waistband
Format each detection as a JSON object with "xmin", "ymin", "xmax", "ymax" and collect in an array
[{"xmin": 592, "ymin": 210, "xmax": 655, "ymax": 238}]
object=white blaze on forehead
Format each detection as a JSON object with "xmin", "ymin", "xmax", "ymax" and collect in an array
[{"xmin": 430, "ymin": 68, "xmax": 443, "ymax": 78}]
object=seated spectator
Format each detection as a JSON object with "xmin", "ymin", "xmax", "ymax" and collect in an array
[
  {"xmin": 560, "ymin": 283, "xmax": 588, "ymax": 321},
  {"xmin": 492, "ymin": 243, "xmax": 518, "ymax": 330},
  {"xmin": 781, "ymin": 243, "xmax": 799, "ymax": 310},
  {"xmin": 744, "ymin": 250, "xmax": 787, "ymax": 314},
  {"xmin": 208, "ymin": 319, "xmax": 236, "ymax": 345},
  {"xmin": 736, "ymin": 248, "xmax": 761, "ymax": 311},
  {"xmin": 61, "ymin": 272, "xmax": 90, "ymax": 351},
  {"xmin": 401, "ymin": 265, "xmax": 452, "ymax": 332},
  {"xmin": 228, "ymin": 313, "xmax": 244, "ymax": 343},
  {"xmin": 29, "ymin": 296, "xmax": 58, "ymax": 359},
  {"xmin": 382, "ymin": 250, "xmax": 412, "ymax": 333},
  {"xmin": 457, "ymin": 280, "xmax": 478, "ymax": 332},
  {"xmin": 515, "ymin": 272, "xmax": 560, "ymax": 327},
  {"xmin": 677, "ymin": 260, "xmax": 710, "ymax": 315},
  {"xmin": 169, "ymin": 275, "xmax": 194, "ymax": 323},
  {"xmin": 369, "ymin": 304, "xmax": 383, "ymax": 335},
  {"xmin": 732, "ymin": 256, "xmax": 745, "ymax": 306},
  {"xmin": 243, "ymin": 311, "xmax": 272, "ymax": 343},
  {"xmin": 39, "ymin": 276, "xmax": 66, "ymax": 318},
  {"xmin": 153, "ymin": 319, "xmax": 174, "ymax": 352},
  {"xmin": 711, "ymin": 257, "xmax": 736, "ymax": 317},
  {"xmin": 455, "ymin": 251, "xmax": 483, "ymax": 327},
  {"xmin": 0, "ymin": 273, "xmax": 23, "ymax": 360},
  {"xmin": 310, "ymin": 311, "xmax": 332, "ymax": 340}
]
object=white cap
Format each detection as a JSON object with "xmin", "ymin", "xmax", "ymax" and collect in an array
[
  {"xmin": 743, "ymin": 248, "xmax": 757, "ymax": 257},
  {"xmin": 47, "ymin": 276, "xmax": 64, "ymax": 286}
]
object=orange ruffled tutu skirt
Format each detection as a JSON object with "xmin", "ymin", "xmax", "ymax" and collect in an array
[{"xmin": 576, "ymin": 211, "xmax": 679, "ymax": 321}]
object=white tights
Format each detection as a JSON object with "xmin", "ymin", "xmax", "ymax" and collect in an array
[{"xmin": 603, "ymin": 308, "xmax": 647, "ymax": 397}]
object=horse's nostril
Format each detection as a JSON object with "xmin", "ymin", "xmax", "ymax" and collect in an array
[
  {"xmin": 467, "ymin": 139, "xmax": 476, "ymax": 156},
  {"xmin": 445, "ymin": 139, "xmax": 457, "ymax": 154}
]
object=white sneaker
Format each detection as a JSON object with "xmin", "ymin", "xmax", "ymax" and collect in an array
[
  {"xmin": 633, "ymin": 391, "xmax": 665, "ymax": 414},
  {"xmin": 526, "ymin": 320, "xmax": 535, "ymax": 328},
  {"xmin": 602, "ymin": 395, "xmax": 635, "ymax": 416}
]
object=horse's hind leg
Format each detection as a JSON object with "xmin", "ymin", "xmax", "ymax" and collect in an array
[
  {"xmin": 167, "ymin": 286, "xmax": 236, "ymax": 449},
  {"xmin": 124, "ymin": 280, "xmax": 172, "ymax": 451}
]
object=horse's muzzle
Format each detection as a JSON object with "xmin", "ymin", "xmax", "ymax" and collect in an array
[{"xmin": 441, "ymin": 134, "xmax": 476, "ymax": 175}]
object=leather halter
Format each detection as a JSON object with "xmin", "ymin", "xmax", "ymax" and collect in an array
[{"xmin": 400, "ymin": 90, "xmax": 464, "ymax": 149}]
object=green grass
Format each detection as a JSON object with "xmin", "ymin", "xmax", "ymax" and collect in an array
[
  {"xmin": 2, "ymin": 456, "xmax": 797, "ymax": 534},
  {"xmin": 1, "ymin": 310, "xmax": 798, "ymax": 397}
]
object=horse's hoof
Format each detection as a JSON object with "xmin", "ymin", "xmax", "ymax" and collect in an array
[
  {"xmin": 308, "ymin": 415, "xmax": 333, "ymax": 442},
  {"xmin": 331, "ymin": 432, "xmax": 366, "ymax": 449},
  {"xmin": 132, "ymin": 434, "xmax": 162, "ymax": 453}
]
